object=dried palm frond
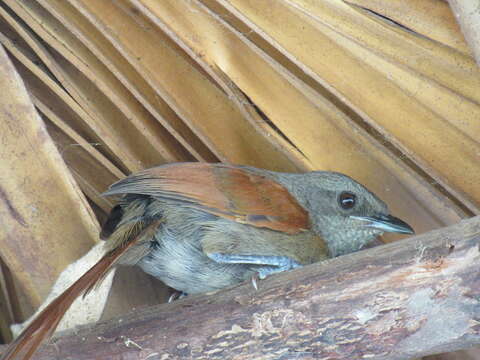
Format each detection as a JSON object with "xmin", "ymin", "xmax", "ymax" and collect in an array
[{"xmin": 0, "ymin": 1, "xmax": 478, "ymax": 358}]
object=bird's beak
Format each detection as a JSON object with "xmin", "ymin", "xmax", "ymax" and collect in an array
[{"xmin": 350, "ymin": 214, "xmax": 415, "ymax": 234}]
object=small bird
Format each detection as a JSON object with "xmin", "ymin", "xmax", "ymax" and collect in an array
[{"xmin": 1, "ymin": 162, "xmax": 414, "ymax": 360}]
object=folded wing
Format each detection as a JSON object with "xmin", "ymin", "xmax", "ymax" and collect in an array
[{"xmin": 104, "ymin": 163, "xmax": 309, "ymax": 234}]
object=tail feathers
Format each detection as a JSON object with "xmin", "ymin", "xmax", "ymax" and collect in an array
[
  {"xmin": 1, "ymin": 219, "xmax": 161, "ymax": 360},
  {"xmin": 1, "ymin": 250, "xmax": 118, "ymax": 360}
]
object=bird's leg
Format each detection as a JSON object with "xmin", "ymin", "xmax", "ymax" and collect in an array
[{"xmin": 208, "ymin": 253, "xmax": 302, "ymax": 279}]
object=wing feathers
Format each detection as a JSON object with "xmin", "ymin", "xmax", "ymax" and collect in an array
[{"xmin": 104, "ymin": 163, "xmax": 309, "ymax": 234}]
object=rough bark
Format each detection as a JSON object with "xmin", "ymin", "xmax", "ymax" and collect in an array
[
  {"xmin": 448, "ymin": 0, "xmax": 480, "ymax": 65},
  {"xmin": 1, "ymin": 217, "xmax": 480, "ymax": 360}
]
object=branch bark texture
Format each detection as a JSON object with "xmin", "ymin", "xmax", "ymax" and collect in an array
[{"xmin": 2, "ymin": 217, "xmax": 480, "ymax": 360}]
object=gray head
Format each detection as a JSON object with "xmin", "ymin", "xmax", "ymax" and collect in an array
[{"xmin": 275, "ymin": 171, "xmax": 414, "ymax": 257}]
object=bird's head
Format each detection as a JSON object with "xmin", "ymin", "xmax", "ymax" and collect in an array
[{"xmin": 279, "ymin": 171, "xmax": 414, "ymax": 257}]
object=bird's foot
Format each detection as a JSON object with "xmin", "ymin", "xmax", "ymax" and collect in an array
[
  {"xmin": 168, "ymin": 291, "xmax": 188, "ymax": 303},
  {"xmin": 256, "ymin": 262, "xmax": 301, "ymax": 279}
]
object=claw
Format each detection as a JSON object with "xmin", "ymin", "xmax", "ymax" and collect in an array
[
  {"xmin": 251, "ymin": 274, "xmax": 259, "ymax": 291},
  {"xmin": 168, "ymin": 292, "xmax": 177, "ymax": 303}
]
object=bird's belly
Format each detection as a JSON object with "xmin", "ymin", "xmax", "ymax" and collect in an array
[{"xmin": 137, "ymin": 232, "xmax": 254, "ymax": 294}]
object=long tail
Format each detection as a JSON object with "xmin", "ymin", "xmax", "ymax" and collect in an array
[{"xmin": 1, "ymin": 219, "xmax": 161, "ymax": 360}]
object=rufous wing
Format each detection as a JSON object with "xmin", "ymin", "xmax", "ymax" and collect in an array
[{"xmin": 104, "ymin": 163, "xmax": 310, "ymax": 234}]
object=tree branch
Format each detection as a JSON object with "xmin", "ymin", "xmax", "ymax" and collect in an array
[{"xmin": 2, "ymin": 217, "xmax": 480, "ymax": 360}]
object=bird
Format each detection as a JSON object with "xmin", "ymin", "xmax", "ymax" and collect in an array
[{"xmin": 0, "ymin": 162, "xmax": 414, "ymax": 360}]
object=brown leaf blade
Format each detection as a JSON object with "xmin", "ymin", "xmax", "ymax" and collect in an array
[{"xmin": 0, "ymin": 43, "xmax": 98, "ymax": 310}]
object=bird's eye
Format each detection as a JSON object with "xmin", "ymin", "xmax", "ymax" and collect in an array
[{"xmin": 338, "ymin": 191, "xmax": 356, "ymax": 210}]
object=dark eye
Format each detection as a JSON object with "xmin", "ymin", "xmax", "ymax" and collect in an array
[{"xmin": 338, "ymin": 191, "xmax": 356, "ymax": 210}]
